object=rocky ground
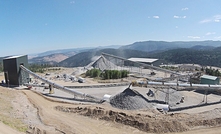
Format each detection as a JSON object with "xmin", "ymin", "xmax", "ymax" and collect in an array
[
  {"xmin": 1, "ymin": 85, "xmax": 221, "ymax": 134},
  {"xmin": 1, "ymin": 67, "xmax": 221, "ymax": 134}
]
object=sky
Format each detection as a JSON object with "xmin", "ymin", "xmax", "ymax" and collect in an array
[{"xmin": 0, "ymin": 0, "xmax": 221, "ymax": 56}]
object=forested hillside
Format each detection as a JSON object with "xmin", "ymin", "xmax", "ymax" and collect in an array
[
  {"xmin": 59, "ymin": 48, "xmax": 149, "ymax": 67},
  {"xmin": 119, "ymin": 40, "xmax": 221, "ymax": 52},
  {"xmin": 150, "ymin": 47, "xmax": 221, "ymax": 67},
  {"xmin": 25, "ymin": 40, "xmax": 221, "ymax": 68},
  {"xmin": 58, "ymin": 46, "xmax": 221, "ymax": 67}
]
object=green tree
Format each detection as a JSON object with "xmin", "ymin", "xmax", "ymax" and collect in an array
[
  {"xmin": 205, "ymin": 67, "xmax": 221, "ymax": 77},
  {"xmin": 86, "ymin": 69, "xmax": 101, "ymax": 78},
  {"xmin": 101, "ymin": 70, "xmax": 128, "ymax": 79}
]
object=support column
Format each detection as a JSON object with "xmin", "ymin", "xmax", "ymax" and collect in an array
[{"xmin": 49, "ymin": 84, "xmax": 54, "ymax": 94}]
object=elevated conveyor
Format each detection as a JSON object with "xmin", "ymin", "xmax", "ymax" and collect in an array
[
  {"xmin": 143, "ymin": 81, "xmax": 221, "ymax": 91},
  {"xmin": 101, "ymin": 53, "xmax": 182, "ymax": 75},
  {"xmin": 20, "ymin": 65, "xmax": 102, "ymax": 103}
]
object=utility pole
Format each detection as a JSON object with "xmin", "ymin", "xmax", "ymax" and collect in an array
[{"xmin": 165, "ymin": 88, "xmax": 169, "ymax": 104}]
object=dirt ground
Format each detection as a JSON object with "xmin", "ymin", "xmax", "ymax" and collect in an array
[
  {"xmin": 1, "ymin": 86, "xmax": 221, "ymax": 134},
  {"xmin": 0, "ymin": 86, "xmax": 153, "ymax": 134},
  {"xmin": 1, "ymin": 67, "xmax": 221, "ymax": 134},
  {"xmin": 0, "ymin": 121, "xmax": 24, "ymax": 134},
  {"xmin": 0, "ymin": 85, "xmax": 221, "ymax": 134}
]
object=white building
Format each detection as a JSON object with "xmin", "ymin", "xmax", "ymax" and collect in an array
[{"xmin": 128, "ymin": 58, "xmax": 164, "ymax": 66}]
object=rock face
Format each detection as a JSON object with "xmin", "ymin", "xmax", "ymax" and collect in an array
[{"xmin": 110, "ymin": 88, "xmax": 153, "ymax": 110}]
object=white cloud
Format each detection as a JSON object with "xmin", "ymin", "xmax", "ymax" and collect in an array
[
  {"xmin": 200, "ymin": 19, "xmax": 211, "ymax": 23},
  {"xmin": 174, "ymin": 16, "xmax": 186, "ymax": 19},
  {"xmin": 174, "ymin": 16, "xmax": 179, "ymax": 19},
  {"xmin": 206, "ymin": 32, "xmax": 216, "ymax": 36},
  {"xmin": 153, "ymin": 16, "xmax": 159, "ymax": 19},
  {"xmin": 200, "ymin": 15, "xmax": 221, "ymax": 23},
  {"xmin": 70, "ymin": 1, "xmax": 75, "ymax": 4},
  {"xmin": 182, "ymin": 7, "xmax": 188, "ymax": 11},
  {"xmin": 188, "ymin": 36, "xmax": 201, "ymax": 39}
]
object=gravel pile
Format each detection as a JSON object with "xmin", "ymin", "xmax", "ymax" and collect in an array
[
  {"xmin": 149, "ymin": 87, "xmax": 182, "ymax": 106},
  {"xmin": 93, "ymin": 56, "xmax": 119, "ymax": 71},
  {"xmin": 110, "ymin": 88, "xmax": 153, "ymax": 110}
]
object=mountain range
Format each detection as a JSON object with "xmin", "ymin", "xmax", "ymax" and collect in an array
[
  {"xmin": 26, "ymin": 40, "xmax": 221, "ymax": 67},
  {"xmin": 119, "ymin": 40, "xmax": 221, "ymax": 52},
  {"xmin": 150, "ymin": 47, "xmax": 221, "ymax": 66},
  {"xmin": 59, "ymin": 48, "xmax": 149, "ymax": 67}
]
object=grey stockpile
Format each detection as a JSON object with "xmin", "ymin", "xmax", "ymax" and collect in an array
[
  {"xmin": 149, "ymin": 87, "xmax": 182, "ymax": 106},
  {"xmin": 110, "ymin": 88, "xmax": 153, "ymax": 110}
]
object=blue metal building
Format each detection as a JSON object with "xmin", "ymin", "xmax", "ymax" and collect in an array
[{"xmin": 200, "ymin": 75, "xmax": 220, "ymax": 85}]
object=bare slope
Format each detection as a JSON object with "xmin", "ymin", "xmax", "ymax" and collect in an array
[{"xmin": 29, "ymin": 53, "xmax": 69, "ymax": 64}]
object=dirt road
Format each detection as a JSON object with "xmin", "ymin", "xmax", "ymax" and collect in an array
[
  {"xmin": 23, "ymin": 90, "xmax": 221, "ymax": 134},
  {"xmin": 22, "ymin": 90, "xmax": 148, "ymax": 134},
  {"xmin": 174, "ymin": 127, "xmax": 221, "ymax": 134},
  {"xmin": 0, "ymin": 78, "xmax": 221, "ymax": 133}
]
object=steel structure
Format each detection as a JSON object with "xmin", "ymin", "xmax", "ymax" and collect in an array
[
  {"xmin": 20, "ymin": 65, "xmax": 102, "ymax": 103},
  {"xmin": 101, "ymin": 53, "xmax": 181, "ymax": 75},
  {"xmin": 85, "ymin": 53, "xmax": 198, "ymax": 83},
  {"xmin": 147, "ymin": 81, "xmax": 221, "ymax": 90}
]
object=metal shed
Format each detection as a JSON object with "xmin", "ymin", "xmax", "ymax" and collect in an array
[
  {"xmin": 127, "ymin": 58, "xmax": 164, "ymax": 67},
  {"xmin": 200, "ymin": 75, "xmax": 220, "ymax": 85},
  {"xmin": 3, "ymin": 55, "xmax": 29, "ymax": 86}
]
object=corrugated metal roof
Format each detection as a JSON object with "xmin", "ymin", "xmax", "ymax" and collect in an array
[
  {"xmin": 128, "ymin": 58, "xmax": 158, "ymax": 63},
  {"xmin": 201, "ymin": 75, "xmax": 218, "ymax": 80},
  {"xmin": 4, "ymin": 55, "xmax": 26, "ymax": 60}
]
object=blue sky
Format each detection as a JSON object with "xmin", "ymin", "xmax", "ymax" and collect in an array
[{"xmin": 0, "ymin": 0, "xmax": 221, "ymax": 56}]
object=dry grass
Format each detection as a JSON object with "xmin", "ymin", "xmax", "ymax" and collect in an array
[{"xmin": 0, "ymin": 87, "xmax": 28, "ymax": 132}]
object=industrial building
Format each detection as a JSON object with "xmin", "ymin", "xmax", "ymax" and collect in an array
[
  {"xmin": 3, "ymin": 55, "xmax": 29, "ymax": 86},
  {"xmin": 200, "ymin": 75, "xmax": 220, "ymax": 85},
  {"xmin": 127, "ymin": 58, "xmax": 164, "ymax": 66}
]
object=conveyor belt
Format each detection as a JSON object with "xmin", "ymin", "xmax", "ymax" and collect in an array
[{"xmin": 20, "ymin": 65, "xmax": 102, "ymax": 103}]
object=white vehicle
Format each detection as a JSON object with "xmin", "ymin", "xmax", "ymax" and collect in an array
[
  {"xmin": 78, "ymin": 77, "xmax": 85, "ymax": 83},
  {"xmin": 70, "ymin": 75, "xmax": 77, "ymax": 82}
]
